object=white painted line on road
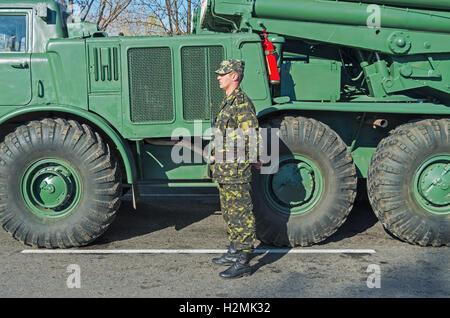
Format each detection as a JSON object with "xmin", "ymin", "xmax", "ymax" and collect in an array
[
  {"xmin": 21, "ymin": 249, "xmax": 376, "ymax": 254},
  {"xmin": 123, "ymin": 194, "xmax": 217, "ymax": 197},
  {"xmin": 256, "ymin": 249, "xmax": 376, "ymax": 254},
  {"xmin": 141, "ymin": 194, "xmax": 217, "ymax": 197}
]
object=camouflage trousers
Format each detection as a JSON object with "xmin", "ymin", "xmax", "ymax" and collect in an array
[{"xmin": 218, "ymin": 182, "xmax": 255, "ymax": 253}]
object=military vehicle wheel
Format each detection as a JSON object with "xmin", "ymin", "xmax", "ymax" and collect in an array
[
  {"xmin": 367, "ymin": 118, "xmax": 450, "ymax": 246},
  {"xmin": 0, "ymin": 118, "xmax": 122, "ymax": 248},
  {"xmin": 252, "ymin": 116, "xmax": 357, "ymax": 247}
]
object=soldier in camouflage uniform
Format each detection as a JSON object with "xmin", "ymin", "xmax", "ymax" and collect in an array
[{"xmin": 210, "ymin": 59, "xmax": 259, "ymax": 279}]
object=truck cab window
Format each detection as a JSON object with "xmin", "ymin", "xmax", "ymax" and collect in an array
[{"xmin": 0, "ymin": 15, "xmax": 27, "ymax": 52}]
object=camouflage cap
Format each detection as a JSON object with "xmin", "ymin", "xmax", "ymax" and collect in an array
[{"xmin": 215, "ymin": 59, "xmax": 245, "ymax": 77}]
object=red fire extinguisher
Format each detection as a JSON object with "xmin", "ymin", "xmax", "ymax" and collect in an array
[{"xmin": 262, "ymin": 29, "xmax": 280, "ymax": 84}]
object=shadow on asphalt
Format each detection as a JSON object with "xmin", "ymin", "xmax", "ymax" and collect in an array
[
  {"xmin": 250, "ymin": 179, "xmax": 379, "ymax": 273},
  {"xmin": 249, "ymin": 199, "xmax": 378, "ymax": 274},
  {"xmin": 93, "ymin": 185, "xmax": 381, "ymax": 277},
  {"xmin": 319, "ymin": 200, "xmax": 378, "ymax": 245},
  {"xmin": 95, "ymin": 187, "xmax": 221, "ymax": 245},
  {"xmin": 96, "ymin": 184, "xmax": 379, "ymax": 250}
]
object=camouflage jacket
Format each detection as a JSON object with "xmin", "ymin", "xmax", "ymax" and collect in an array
[{"xmin": 211, "ymin": 87, "xmax": 259, "ymax": 184}]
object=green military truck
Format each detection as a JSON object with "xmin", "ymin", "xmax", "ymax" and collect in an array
[{"xmin": 0, "ymin": 0, "xmax": 448, "ymax": 248}]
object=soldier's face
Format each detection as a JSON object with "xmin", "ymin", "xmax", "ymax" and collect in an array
[{"xmin": 217, "ymin": 72, "xmax": 238, "ymax": 90}]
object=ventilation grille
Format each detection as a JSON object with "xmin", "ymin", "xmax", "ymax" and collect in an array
[
  {"xmin": 181, "ymin": 46, "xmax": 224, "ymax": 121},
  {"xmin": 128, "ymin": 47, "xmax": 174, "ymax": 122},
  {"xmin": 92, "ymin": 47, "xmax": 119, "ymax": 82}
]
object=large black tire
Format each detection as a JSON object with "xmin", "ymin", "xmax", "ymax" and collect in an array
[
  {"xmin": 0, "ymin": 118, "xmax": 122, "ymax": 248},
  {"xmin": 253, "ymin": 116, "xmax": 357, "ymax": 247},
  {"xmin": 367, "ymin": 118, "xmax": 450, "ymax": 246}
]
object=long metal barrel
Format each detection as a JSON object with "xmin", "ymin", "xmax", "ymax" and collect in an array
[
  {"xmin": 253, "ymin": 0, "xmax": 450, "ymax": 33},
  {"xmin": 333, "ymin": 0, "xmax": 450, "ymax": 11}
]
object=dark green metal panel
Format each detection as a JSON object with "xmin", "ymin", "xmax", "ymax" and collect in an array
[
  {"xmin": 127, "ymin": 46, "xmax": 174, "ymax": 123},
  {"xmin": 89, "ymin": 94, "xmax": 123, "ymax": 131},
  {"xmin": 45, "ymin": 39, "xmax": 89, "ymax": 109},
  {"xmin": 281, "ymin": 59, "xmax": 342, "ymax": 102},
  {"xmin": 238, "ymin": 41, "xmax": 271, "ymax": 103},
  {"xmin": 138, "ymin": 143, "xmax": 210, "ymax": 181}
]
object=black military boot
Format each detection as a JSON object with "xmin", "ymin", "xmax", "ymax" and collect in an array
[
  {"xmin": 212, "ymin": 242, "xmax": 238, "ymax": 265},
  {"xmin": 219, "ymin": 251, "xmax": 251, "ymax": 279}
]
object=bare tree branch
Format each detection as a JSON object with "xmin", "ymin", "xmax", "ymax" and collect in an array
[
  {"xmin": 187, "ymin": 0, "xmax": 191, "ymax": 33},
  {"xmin": 82, "ymin": 0, "xmax": 95, "ymax": 21},
  {"xmin": 71, "ymin": 0, "xmax": 200, "ymax": 35}
]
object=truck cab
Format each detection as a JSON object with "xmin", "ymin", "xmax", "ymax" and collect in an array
[{"xmin": 0, "ymin": 1, "xmax": 73, "ymax": 103}]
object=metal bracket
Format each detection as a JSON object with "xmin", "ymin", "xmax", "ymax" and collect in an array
[{"xmin": 388, "ymin": 32, "xmax": 411, "ymax": 54}]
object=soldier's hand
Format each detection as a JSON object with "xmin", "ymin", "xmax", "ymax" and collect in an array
[{"xmin": 252, "ymin": 161, "xmax": 262, "ymax": 170}]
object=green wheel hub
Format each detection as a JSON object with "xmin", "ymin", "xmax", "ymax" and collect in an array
[
  {"xmin": 264, "ymin": 155, "xmax": 323, "ymax": 215},
  {"xmin": 21, "ymin": 158, "xmax": 82, "ymax": 218},
  {"xmin": 413, "ymin": 154, "xmax": 450, "ymax": 215}
]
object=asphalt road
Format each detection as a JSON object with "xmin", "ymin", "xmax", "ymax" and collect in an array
[{"xmin": 0, "ymin": 186, "xmax": 448, "ymax": 299}]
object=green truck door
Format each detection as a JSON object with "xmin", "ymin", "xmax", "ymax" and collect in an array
[{"xmin": 0, "ymin": 12, "xmax": 31, "ymax": 106}]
